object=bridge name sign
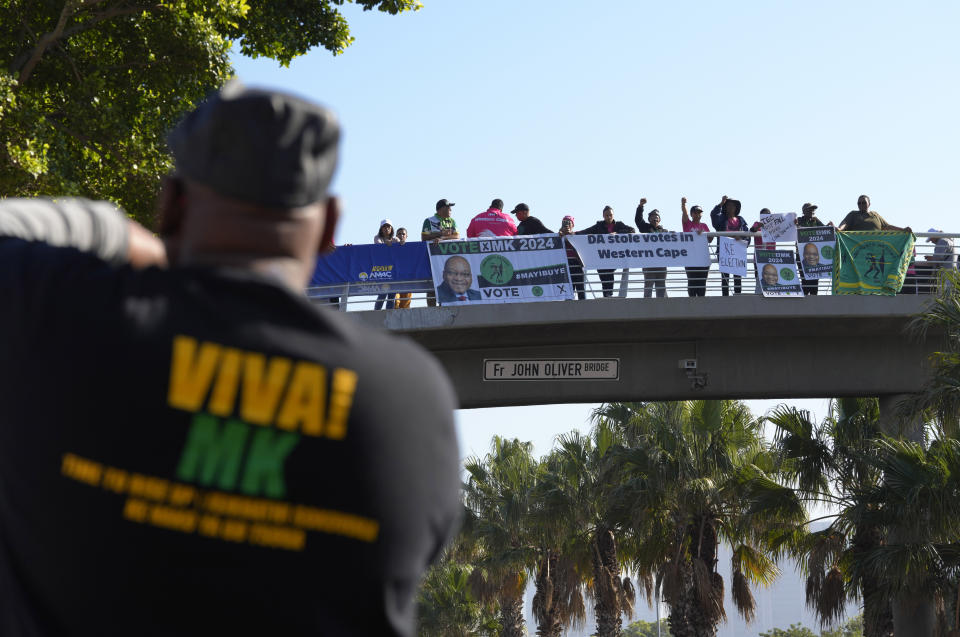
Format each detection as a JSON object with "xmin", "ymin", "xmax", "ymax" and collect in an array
[{"xmin": 484, "ymin": 359, "xmax": 620, "ymax": 381}]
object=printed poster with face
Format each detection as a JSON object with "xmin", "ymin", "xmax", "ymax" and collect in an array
[
  {"xmin": 755, "ymin": 250, "xmax": 803, "ymax": 297},
  {"xmin": 797, "ymin": 226, "xmax": 836, "ymax": 279},
  {"xmin": 428, "ymin": 236, "xmax": 575, "ymax": 306},
  {"xmin": 717, "ymin": 236, "xmax": 748, "ymax": 278}
]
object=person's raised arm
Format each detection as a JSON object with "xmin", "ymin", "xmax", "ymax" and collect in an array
[
  {"xmin": 0, "ymin": 197, "xmax": 165, "ymax": 268},
  {"xmin": 681, "ymin": 196, "xmax": 690, "ymax": 225},
  {"xmin": 634, "ymin": 197, "xmax": 647, "ymax": 230}
]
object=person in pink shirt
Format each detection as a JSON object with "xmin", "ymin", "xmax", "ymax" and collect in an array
[
  {"xmin": 466, "ymin": 198, "xmax": 518, "ymax": 238},
  {"xmin": 680, "ymin": 197, "xmax": 711, "ymax": 297}
]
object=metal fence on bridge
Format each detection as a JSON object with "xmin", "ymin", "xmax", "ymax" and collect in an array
[{"xmin": 305, "ymin": 232, "xmax": 958, "ymax": 311}]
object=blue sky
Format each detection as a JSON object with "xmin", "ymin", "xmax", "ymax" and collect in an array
[
  {"xmin": 231, "ymin": 3, "xmax": 956, "ymax": 629},
  {"xmin": 232, "ymin": 0, "xmax": 958, "ymax": 461}
]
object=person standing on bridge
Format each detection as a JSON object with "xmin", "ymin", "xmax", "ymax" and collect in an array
[
  {"xmin": 373, "ymin": 218, "xmax": 397, "ymax": 310},
  {"xmin": 422, "ymin": 198, "xmax": 460, "ymax": 306},
  {"xmin": 837, "ymin": 195, "xmax": 910, "ymax": 232},
  {"xmin": 0, "ymin": 84, "xmax": 461, "ymax": 637},
  {"xmin": 710, "ymin": 195, "xmax": 748, "ymax": 296},
  {"xmin": 578, "ymin": 206, "xmax": 636, "ymax": 298},
  {"xmin": 640, "ymin": 209, "xmax": 669, "ymax": 298},
  {"xmin": 513, "ymin": 202, "xmax": 554, "ymax": 235},
  {"xmin": 559, "ymin": 215, "xmax": 586, "ymax": 300},
  {"xmin": 466, "ymin": 198, "xmax": 518, "ymax": 238},
  {"xmin": 680, "ymin": 197, "xmax": 711, "ymax": 297},
  {"xmin": 796, "ymin": 202, "xmax": 827, "ymax": 295}
]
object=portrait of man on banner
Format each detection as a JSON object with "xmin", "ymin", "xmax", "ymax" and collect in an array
[{"xmin": 436, "ymin": 255, "xmax": 481, "ymax": 303}]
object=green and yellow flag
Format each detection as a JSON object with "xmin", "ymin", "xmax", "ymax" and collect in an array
[{"xmin": 833, "ymin": 231, "xmax": 915, "ymax": 295}]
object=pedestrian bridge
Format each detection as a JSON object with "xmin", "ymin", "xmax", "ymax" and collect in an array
[{"xmin": 349, "ymin": 295, "xmax": 942, "ymax": 409}]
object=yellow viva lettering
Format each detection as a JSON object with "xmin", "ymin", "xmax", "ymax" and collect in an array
[
  {"xmin": 167, "ymin": 336, "xmax": 221, "ymax": 411},
  {"xmin": 167, "ymin": 335, "xmax": 358, "ymax": 439},
  {"xmin": 276, "ymin": 362, "xmax": 325, "ymax": 434},
  {"xmin": 240, "ymin": 353, "xmax": 292, "ymax": 426}
]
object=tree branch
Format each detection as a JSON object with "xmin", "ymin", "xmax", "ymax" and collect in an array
[
  {"xmin": 18, "ymin": 0, "xmax": 78, "ymax": 85},
  {"xmin": 16, "ymin": 2, "xmax": 164, "ymax": 87},
  {"xmin": 60, "ymin": 4, "xmax": 164, "ymax": 41}
]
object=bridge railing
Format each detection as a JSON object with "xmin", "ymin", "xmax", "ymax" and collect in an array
[{"xmin": 305, "ymin": 232, "xmax": 958, "ymax": 310}]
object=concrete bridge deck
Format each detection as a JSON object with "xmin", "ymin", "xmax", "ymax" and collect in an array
[{"xmin": 350, "ymin": 295, "xmax": 943, "ymax": 409}]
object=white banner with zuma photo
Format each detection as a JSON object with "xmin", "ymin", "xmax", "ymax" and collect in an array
[
  {"xmin": 566, "ymin": 232, "xmax": 711, "ymax": 269},
  {"xmin": 428, "ymin": 236, "xmax": 575, "ymax": 306}
]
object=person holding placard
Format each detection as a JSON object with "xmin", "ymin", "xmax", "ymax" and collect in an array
[
  {"xmin": 710, "ymin": 196, "xmax": 748, "ymax": 296},
  {"xmin": 640, "ymin": 209, "xmax": 669, "ymax": 298},
  {"xmin": 578, "ymin": 206, "xmax": 635, "ymax": 297},
  {"xmin": 681, "ymin": 197, "xmax": 711, "ymax": 297},
  {"xmin": 796, "ymin": 203, "xmax": 827, "ymax": 295}
]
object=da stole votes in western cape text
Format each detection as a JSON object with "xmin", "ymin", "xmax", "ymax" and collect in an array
[{"xmin": 585, "ymin": 233, "xmax": 695, "ymax": 244}]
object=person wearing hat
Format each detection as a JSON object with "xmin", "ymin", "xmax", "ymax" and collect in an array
[
  {"xmin": 680, "ymin": 197, "xmax": 711, "ymax": 297},
  {"xmin": 796, "ymin": 203, "xmax": 827, "ymax": 295},
  {"xmin": 0, "ymin": 83, "xmax": 460, "ymax": 637},
  {"xmin": 373, "ymin": 218, "xmax": 397, "ymax": 310},
  {"xmin": 559, "ymin": 215, "xmax": 586, "ymax": 300},
  {"xmin": 513, "ymin": 202, "xmax": 554, "ymax": 235},
  {"xmin": 421, "ymin": 199, "xmax": 459, "ymax": 242},
  {"xmin": 640, "ymin": 209, "xmax": 669, "ymax": 298},
  {"xmin": 422, "ymin": 199, "xmax": 459, "ymax": 306},
  {"xmin": 917, "ymin": 228, "xmax": 956, "ymax": 294},
  {"xmin": 709, "ymin": 195, "xmax": 749, "ymax": 296},
  {"xmin": 577, "ymin": 206, "xmax": 636, "ymax": 297}
]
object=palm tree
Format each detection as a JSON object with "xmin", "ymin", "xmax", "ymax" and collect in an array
[
  {"xmin": 766, "ymin": 398, "xmax": 894, "ymax": 637},
  {"xmin": 538, "ymin": 423, "xmax": 637, "ymax": 637},
  {"xmin": 844, "ymin": 435, "xmax": 960, "ymax": 636},
  {"xmin": 417, "ymin": 557, "xmax": 500, "ymax": 637},
  {"xmin": 905, "ymin": 266, "xmax": 960, "ymax": 437},
  {"xmin": 462, "ymin": 437, "xmax": 539, "ymax": 637},
  {"xmin": 601, "ymin": 401, "xmax": 798, "ymax": 637},
  {"xmin": 529, "ymin": 447, "xmax": 588, "ymax": 637}
]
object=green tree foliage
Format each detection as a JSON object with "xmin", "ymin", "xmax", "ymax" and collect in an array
[
  {"xmin": 416, "ymin": 557, "xmax": 500, "ymax": 637},
  {"xmin": 601, "ymin": 401, "xmax": 803, "ymax": 637},
  {"xmin": 623, "ymin": 618, "xmax": 671, "ymax": 637},
  {"xmin": 759, "ymin": 624, "xmax": 817, "ymax": 637},
  {"xmin": 766, "ymin": 399, "xmax": 894, "ymax": 637},
  {"xmin": 759, "ymin": 614, "xmax": 864, "ymax": 637},
  {"xmin": 1, "ymin": 1, "xmax": 419, "ymax": 224},
  {"xmin": 906, "ymin": 267, "xmax": 960, "ymax": 436},
  {"xmin": 462, "ymin": 437, "xmax": 539, "ymax": 637}
]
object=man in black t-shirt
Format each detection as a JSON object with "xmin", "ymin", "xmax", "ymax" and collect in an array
[
  {"xmin": 512, "ymin": 202, "xmax": 554, "ymax": 235},
  {"xmin": 0, "ymin": 83, "xmax": 460, "ymax": 636}
]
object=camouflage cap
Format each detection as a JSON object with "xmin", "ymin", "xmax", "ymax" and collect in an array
[{"xmin": 167, "ymin": 81, "xmax": 340, "ymax": 208}]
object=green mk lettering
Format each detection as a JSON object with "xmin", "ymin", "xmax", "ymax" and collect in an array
[{"xmin": 176, "ymin": 413, "xmax": 300, "ymax": 498}]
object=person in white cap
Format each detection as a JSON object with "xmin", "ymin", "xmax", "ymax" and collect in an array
[
  {"xmin": 917, "ymin": 228, "xmax": 956, "ymax": 293},
  {"xmin": 374, "ymin": 218, "xmax": 397, "ymax": 309},
  {"xmin": 374, "ymin": 218, "xmax": 395, "ymax": 244}
]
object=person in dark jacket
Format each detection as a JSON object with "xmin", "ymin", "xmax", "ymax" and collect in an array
[
  {"xmin": 710, "ymin": 196, "xmax": 749, "ymax": 296},
  {"xmin": 640, "ymin": 209, "xmax": 669, "ymax": 298},
  {"xmin": 559, "ymin": 215, "xmax": 586, "ymax": 300},
  {"xmin": 577, "ymin": 206, "xmax": 636, "ymax": 297},
  {"xmin": 513, "ymin": 203, "xmax": 554, "ymax": 235}
]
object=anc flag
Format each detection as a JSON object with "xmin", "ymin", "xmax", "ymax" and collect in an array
[{"xmin": 833, "ymin": 231, "xmax": 915, "ymax": 295}]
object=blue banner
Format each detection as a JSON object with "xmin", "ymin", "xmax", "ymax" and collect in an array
[{"xmin": 309, "ymin": 242, "xmax": 432, "ymax": 289}]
